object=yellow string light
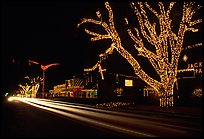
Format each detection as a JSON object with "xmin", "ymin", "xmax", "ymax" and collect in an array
[{"xmin": 78, "ymin": 2, "xmax": 202, "ymax": 108}]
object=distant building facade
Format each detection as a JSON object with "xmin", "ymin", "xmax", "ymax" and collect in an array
[{"xmin": 47, "ymin": 42, "xmax": 202, "ymax": 107}]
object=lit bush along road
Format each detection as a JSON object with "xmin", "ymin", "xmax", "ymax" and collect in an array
[{"xmin": 9, "ymin": 97, "xmax": 201, "ymax": 137}]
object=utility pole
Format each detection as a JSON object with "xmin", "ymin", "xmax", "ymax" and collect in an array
[
  {"xmin": 28, "ymin": 60, "xmax": 59, "ymax": 98},
  {"xmin": 41, "ymin": 63, "xmax": 59, "ymax": 97}
]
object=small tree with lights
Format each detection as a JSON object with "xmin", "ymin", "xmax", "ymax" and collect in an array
[
  {"xmin": 19, "ymin": 76, "xmax": 43, "ymax": 98},
  {"xmin": 78, "ymin": 2, "xmax": 202, "ymax": 109}
]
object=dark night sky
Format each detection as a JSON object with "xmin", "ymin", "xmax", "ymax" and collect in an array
[
  {"xmin": 1, "ymin": 1, "xmax": 106, "ymax": 93},
  {"xmin": 1, "ymin": 1, "xmax": 202, "ymax": 94}
]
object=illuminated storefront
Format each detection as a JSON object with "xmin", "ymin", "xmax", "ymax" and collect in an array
[{"xmin": 176, "ymin": 42, "xmax": 202, "ymax": 106}]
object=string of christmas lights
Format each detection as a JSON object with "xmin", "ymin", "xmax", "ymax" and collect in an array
[{"xmin": 78, "ymin": 2, "xmax": 202, "ymax": 108}]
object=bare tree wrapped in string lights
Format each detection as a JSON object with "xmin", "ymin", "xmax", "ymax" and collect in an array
[{"xmin": 78, "ymin": 2, "xmax": 202, "ymax": 109}]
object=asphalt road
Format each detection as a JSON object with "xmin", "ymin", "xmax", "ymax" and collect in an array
[
  {"xmin": 1, "ymin": 97, "xmax": 202, "ymax": 137},
  {"xmin": 1, "ymin": 98, "xmax": 122, "ymax": 137}
]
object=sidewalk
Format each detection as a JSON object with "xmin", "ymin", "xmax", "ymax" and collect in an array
[
  {"xmin": 50, "ymin": 97, "xmax": 202, "ymax": 117},
  {"xmin": 126, "ymin": 104, "xmax": 202, "ymax": 117}
]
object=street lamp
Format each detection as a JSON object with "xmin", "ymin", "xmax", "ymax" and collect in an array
[
  {"xmin": 41, "ymin": 63, "xmax": 59, "ymax": 96},
  {"xmin": 28, "ymin": 60, "xmax": 59, "ymax": 97}
]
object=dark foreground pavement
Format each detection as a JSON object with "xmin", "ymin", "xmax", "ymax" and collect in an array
[
  {"xmin": 1, "ymin": 99, "xmax": 123, "ymax": 137},
  {"xmin": 1, "ymin": 97, "xmax": 202, "ymax": 137}
]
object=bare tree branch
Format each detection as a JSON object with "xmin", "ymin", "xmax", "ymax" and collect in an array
[
  {"xmin": 189, "ymin": 19, "xmax": 202, "ymax": 26},
  {"xmin": 166, "ymin": 2, "xmax": 176, "ymax": 17},
  {"xmin": 79, "ymin": 2, "xmax": 202, "ymax": 107},
  {"xmin": 84, "ymin": 29, "xmax": 111, "ymax": 41},
  {"xmin": 144, "ymin": 2, "xmax": 159, "ymax": 18},
  {"xmin": 130, "ymin": 2, "xmax": 155, "ymax": 46}
]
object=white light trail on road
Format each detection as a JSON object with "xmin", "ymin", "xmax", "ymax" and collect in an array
[
  {"xmin": 9, "ymin": 97, "xmax": 196, "ymax": 137},
  {"xmin": 13, "ymin": 97, "xmax": 154, "ymax": 137},
  {"xmin": 35, "ymin": 99, "xmax": 192, "ymax": 134},
  {"xmin": 29, "ymin": 98, "xmax": 198, "ymax": 132}
]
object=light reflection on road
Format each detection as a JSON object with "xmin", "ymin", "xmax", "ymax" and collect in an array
[{"xmin": 8, "ymin": 97, "xmax": 200, "ymax": 137}]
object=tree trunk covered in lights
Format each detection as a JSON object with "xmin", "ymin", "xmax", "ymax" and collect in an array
[{"xmin": 78, "ymin": 2, "xmax": 202, "ymax": 109}]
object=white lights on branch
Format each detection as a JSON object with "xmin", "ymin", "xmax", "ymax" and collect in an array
[
  {"xmin": 96, "ymin": 11, "xmax": 101, "ymax": 19},
  {"xmin": 177, "ymin": 68, "xmax": 194, "ymax": 72},
  {"xmin": 192, "ymin": 88, "xmax": 202, "ymax": 97},
  {"xmin": 182, "ymin": 43, "xmax": 202, "ymax": 51},
  {"xmin": 78, "ymin": 2, "xmax": 202, "ymax": 108}
]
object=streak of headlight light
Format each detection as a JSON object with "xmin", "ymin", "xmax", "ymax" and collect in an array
[
  {"xmin": 8, "ymin": 96, "xmax": 19, "ymax": 102},
  {"xmin": 24, "ymin": 99, "xmax": 133, "ymax": 123},
  {"xmin": 28, "ymin": 99, "xmax": 189, "ymax": 134},
  {"xmin": 16, "ymin": 98, "xmax": 195, "ymax": 136},
  {"xmin": 8, "ymin": 97, "xmax": 14, "ymax": 101},
  {"xmin": 20, "ymin": 98, "xmax": 188, "ymax": 135},
  {"xmin": 33, "ymin": 99, "xmax": 197, "ymax": 133},
  {"xmin": 17, "ymin": 98, "xmax": 155, "ymax": 137},
  {"xmin": 36, "ymin": 99, "xmax": 150, "ymax": 119},
  {"xmin": 37, "ymin": 98, "xmax": 95, "ymax": 107},
  {"xmin": 25, "ymin": 99, "xmax": 141, "ymax": 124},
  {"xmin": 28, "ymin": 98, "xmax": 138, "ymax": 116}
]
